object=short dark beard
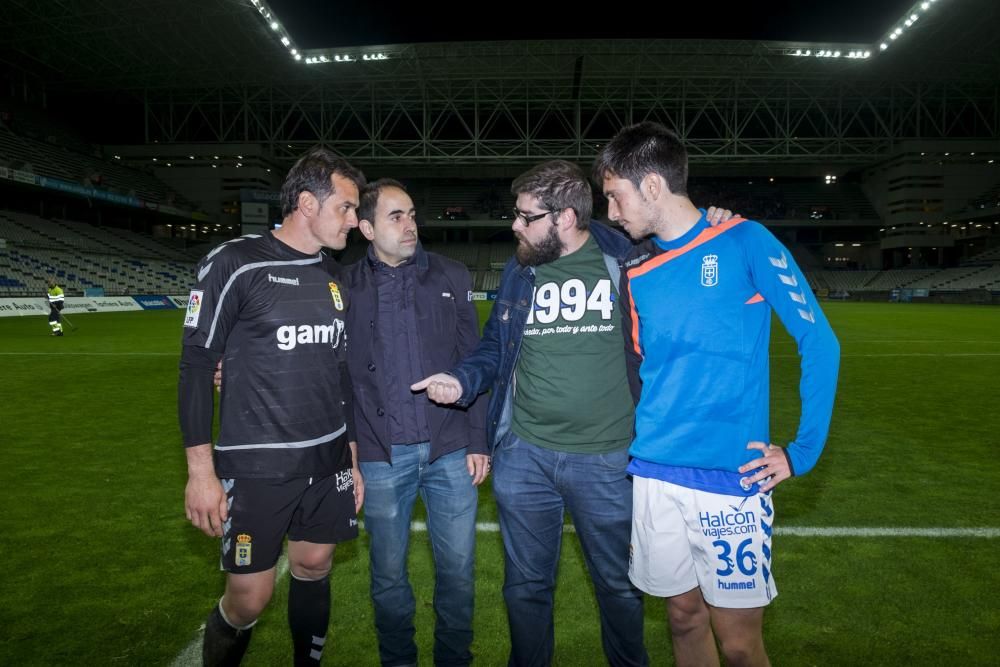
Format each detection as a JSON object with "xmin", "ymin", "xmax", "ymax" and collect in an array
[{"xmin": 515, "ymin": 224, "xmax": 564, "ymax": 266}]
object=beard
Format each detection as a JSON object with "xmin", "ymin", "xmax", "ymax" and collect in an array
[{"xmin": 515, "ymin": 224, "xmax": 564, "ymax": 266}]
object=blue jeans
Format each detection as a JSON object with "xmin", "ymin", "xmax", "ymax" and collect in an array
[
  {"xmin": 360, "ymin": 444, "xmax": 478, "ymax": 667},
  {"xmin": 492, "ymin": 433, "xmax": 648, "ymax": 667}
]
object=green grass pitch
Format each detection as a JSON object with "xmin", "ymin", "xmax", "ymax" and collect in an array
[{"xmin": 0, "ymin": 302, "xmax": 998, "ymax": 665}]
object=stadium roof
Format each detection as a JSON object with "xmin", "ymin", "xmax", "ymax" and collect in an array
[
  {"xmin": 271, "ymin": 0, "xmax": 915, "ymax": 47},
  {"xmin": 0, "ymin": 0, "xmax": 996, "ymax": 93}
]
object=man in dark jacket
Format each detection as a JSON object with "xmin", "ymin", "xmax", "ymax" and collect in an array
[{"xmin": 342, "ymin": 178, "xmax": 489, "ymax": 667}]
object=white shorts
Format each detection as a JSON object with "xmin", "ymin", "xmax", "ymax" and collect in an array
[{"xmin": 629, "ymin": 476, "xmax": 777, "ymax": 608}]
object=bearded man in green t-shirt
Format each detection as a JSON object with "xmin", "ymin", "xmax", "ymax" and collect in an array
[{"xmin": 413, "ymin": 160, "xmax": 648, "ymax": 666}]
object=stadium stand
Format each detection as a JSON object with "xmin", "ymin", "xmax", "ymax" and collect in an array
[
  {"xmin": 859, "ymin": 269, "xmax": 939, "ymax": 290},
  {"xmin": 0, "ymin": 209, "xmax": 203, "ymax": 296},
  {"xmin": 424, "ymin": 242, "xmax": 480, "ymax": 268},
  {"xmin": 966, "ymin": 246, "xmax": 1000, "ymax": 264},
  {"xmin": 0, "ymin": 211, "xmax": 194, "ymax": 261},
  {"xmin": 0, "ymin": 122, "xmax": 196, "ymax": 209},
  {"xmin": 488, "ymin": 243, "xmax": 513, "ymax": 266},
  {"xmin": 968, "ymin": 181, "xmax": 1000, "ymax": 210},
  {"xmin": 906, "ymin": 266, "xmax": 997, "ymax": 290},
  {"xmin": 811, "ymin": 270, "xmax": 880, "ymax": 291},
  {"xmin": 0, "ymin": 246, "xmax": 193, "ymax": 296}
]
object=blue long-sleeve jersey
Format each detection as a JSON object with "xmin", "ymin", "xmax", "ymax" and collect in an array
[{"xmin": 620, "ymin": 213, "xmax": 839, "ymax": 495}]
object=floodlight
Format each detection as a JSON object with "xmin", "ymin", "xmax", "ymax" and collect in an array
[
  {"xmin": 880, "ymin": 43, "xmax": 888, "ymax": 50},
  {"xmin": 281, "ymin": 37, "xmax": 290, "ymax": 46},
  {"xmin": 294, "ymin": 54, "xmax": 302, "ymax": 61},
  {"xmin": 270, "ymin": 21, "xmax": 279, "ymax": 31}
]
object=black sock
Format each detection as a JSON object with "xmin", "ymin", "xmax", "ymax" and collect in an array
[
  {"xmin": 202, "ymin": 603, "xmax": 254, "ymax": 667},
  {"xmin": 288, "ymin": 575, "xmax": 330, "ymax": 665}
]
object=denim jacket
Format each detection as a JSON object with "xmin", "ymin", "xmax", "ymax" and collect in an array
[{"xmin": 449, "ymin": 222, "xmax": 633, "ymax": 452}]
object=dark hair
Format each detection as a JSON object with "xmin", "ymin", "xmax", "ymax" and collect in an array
[
  {"xmin": 511, "ymin": 160, "xmax": 592, "ymax": 230},
  {"xmin": 358, "ymin": 178, "xmax": 408, "ymax": 224},
  {"xmin": 592, "ymin": 121, "xmax": 688, "ymax": 196},
  {"xmin": 280, "ymin": 147, "xmax": 366, "ymax": 217}
]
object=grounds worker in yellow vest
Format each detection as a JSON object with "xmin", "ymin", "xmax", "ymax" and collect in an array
[{"xmin": 47, "ymin": 278, "xmax": 64, "ymax": 336}]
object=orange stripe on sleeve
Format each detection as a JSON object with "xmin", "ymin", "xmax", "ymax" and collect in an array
[
  {"xmin": 626, "ymin": 217, "xmax": 746, "ymax": 281},
  {"xmin": 745, "ymin": 293, "xmax": 764, "ymax": 304},
  {"xmin": 629, "ymin": 293, "xmax": 642, "ymax": 357}
]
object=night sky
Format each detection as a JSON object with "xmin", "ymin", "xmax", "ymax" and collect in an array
[{"xmin": 269, "ymin": 0, "xmax": 918, "ymax": 49}]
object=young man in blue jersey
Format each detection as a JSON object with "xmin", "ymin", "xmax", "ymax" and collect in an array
[{"xmin": 594, "ymin": 122, "xmax": 840, "ymax": 667}]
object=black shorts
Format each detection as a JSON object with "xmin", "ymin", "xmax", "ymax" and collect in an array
[{"xmin": 219, "ymin": 470, "xmax": 358, "ymax": 574}]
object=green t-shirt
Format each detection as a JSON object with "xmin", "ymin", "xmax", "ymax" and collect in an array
[{"xmin": 511, "ymin": 234, "xmax": 634, "ymax": 453}]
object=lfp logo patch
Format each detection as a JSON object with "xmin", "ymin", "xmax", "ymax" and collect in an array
[
  {"xmin": 328, "ymin": 282, "xmax": 344, "ymax": 311},
  {"xmin": 183, "ymin": 290, "xmax": 204, "ymax": 328},
  {"xmin": 701, "ymin": 254, "xmax": 719, "ymax": 287}
]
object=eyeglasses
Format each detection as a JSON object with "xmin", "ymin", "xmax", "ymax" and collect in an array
[{"xmin": 512, "ymin": 207, "xmax": 556, "ymax": 226}]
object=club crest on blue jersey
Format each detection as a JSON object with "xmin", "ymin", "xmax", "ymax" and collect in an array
[{"xmin": 701, "ymin": 254, "xmax": 719, "ymax": 287}]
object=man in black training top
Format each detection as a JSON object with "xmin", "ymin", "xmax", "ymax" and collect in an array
[{"xmin": 178, "ymin": 148, "xmax": 365, "ymax": 666}]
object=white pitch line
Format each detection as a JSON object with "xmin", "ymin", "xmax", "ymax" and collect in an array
[
  {"xmin": 0, "ymin": 351, "xmax": 177, "ymax": 356},
  {"xmin": 171, "ymin": 556, "xmax": 289, "ymax": 667},
  {"xmin": 419, "ymin": 522, "xmax": 998, "ymax": 539},
  {"xmin": 5, "ymin": 351, "xmax": 999, "ymax": 358},
  {"xmin": 171, "ymin": 523, "xmax": 997, "ymax": 664},
  {"xmin": 774, "ymin": 353, "xmax": 1000, "ymax": 358},
  {"xmin": 848, "ymin": 340, "xmax": 1000, "ymax": 344},
  {"xmin": 777, "ymin": 526, "xmax": 999, "ymax": 538}
]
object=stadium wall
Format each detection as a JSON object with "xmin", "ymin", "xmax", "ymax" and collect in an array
[{"xmin": 0, "ymin": 295, "xmax": 188, "ymax": 317}]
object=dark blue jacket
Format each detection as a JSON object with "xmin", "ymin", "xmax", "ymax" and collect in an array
[
  {"xmin": 449, "ymin": 222, "xmax": 633, "ymax": 452},
  {"xmin": 342, "ymin": 244, "xmax": 488, "ymax": 463}
]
